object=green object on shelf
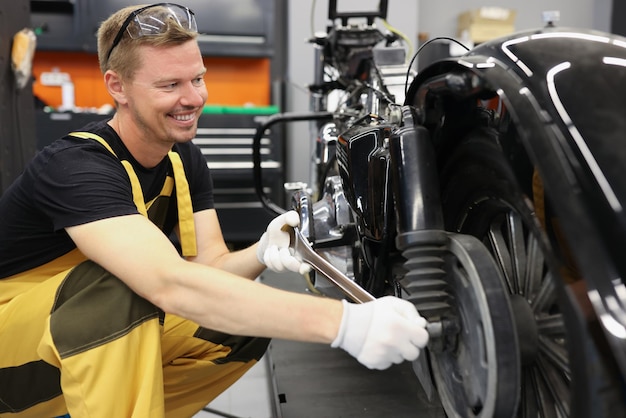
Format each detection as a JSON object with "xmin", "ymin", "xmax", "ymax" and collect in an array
[{"xmin": 202, "ymin": 105, "xmax": 279, "ymax": 115}]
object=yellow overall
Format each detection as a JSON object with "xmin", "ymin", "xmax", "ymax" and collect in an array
[{"xmin": 0, "ymin": 133, "xmax": 269, "ymax": 417}]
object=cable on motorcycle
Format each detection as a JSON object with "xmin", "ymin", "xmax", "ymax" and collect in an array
[{"xmin": 404, "ymin": 36, "xmax": 471, "ymax": 97}]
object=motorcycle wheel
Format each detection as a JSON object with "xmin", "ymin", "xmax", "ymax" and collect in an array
[
  {"xmin": 426, "ymin": 232, "xmax": 521, "ymax": 417},
  {"xmin": 438, "ymin": 127, "xmax": 626, "ymax": 417}
]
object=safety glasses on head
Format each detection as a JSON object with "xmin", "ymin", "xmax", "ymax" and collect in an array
[{"xmin": 105, "ymin": 3, "xmax": 197, "ymax": 64}]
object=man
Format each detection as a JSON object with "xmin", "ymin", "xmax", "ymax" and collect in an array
[{"xmin": 0, "ymin": 3, "xmax": 429, "ymax": 417}]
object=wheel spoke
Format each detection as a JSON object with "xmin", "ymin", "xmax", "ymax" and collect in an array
[
  {"xmin": 538, "ymin": 335, "xmax": 571, "ymax": 379},
  {"xmin": 536, "ymin": 313, "xmax": 565, "ymax": 337},
  {"xmin": 506, "ymin": 211, "xmax": 527, "ymax": 293},
  {"xmin": 524, "ymin": 233, "xmax": 545, "ymax": 299},
  {"xmin": 537, "ymin": 354, "xmax": 571, "ymax": 417},
  {"xmin": 521, "ymin": 366, "xmax": 556, "ymax": 418},
  {"xmin": 532, "ymin": 271, "xmax": 557, "ymax": 313},
  {"xmin": 520, "ymin": 369, "xmax": 540, "ymax": 418},
  {"xmin": 488, "ymin": 217, "xmax": 515, "ymax": 293}
]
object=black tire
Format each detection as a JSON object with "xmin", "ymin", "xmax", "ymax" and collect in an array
[{"xmin": 439, "ymin": 127, "xmax": 626, "ymax": 418}]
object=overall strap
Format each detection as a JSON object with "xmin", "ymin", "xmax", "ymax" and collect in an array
[
  {"xmin": 69, "ymin": 131, "xmax": 198, "ymax": 257},
  {"xmin": 167, "ymin": 151, "xmax": 197, "ymax": 257},
  {"xmin": 69, "ymin": 131, "xmax": 147, "ymax": 217}
]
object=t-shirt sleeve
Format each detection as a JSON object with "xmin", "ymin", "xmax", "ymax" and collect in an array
[
  {"xmin": 33, "ymin": 144, "xmax": 139, "ymax": 231},
  {"xmin": 185, "ymin": 143, "xmax": 215, "ymax": 212}
]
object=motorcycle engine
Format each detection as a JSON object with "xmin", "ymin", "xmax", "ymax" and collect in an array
[
  {"xmin": 336, "ymin": 122, "xmax": 393, "ymax": 241},
  {"xmin": 293, "ymin": 120, "xmax": 395, "ymax": 298}
]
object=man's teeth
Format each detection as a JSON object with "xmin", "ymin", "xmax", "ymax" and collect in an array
[{"xmin": 173, "ymin": 114, "xmax": 194, "ymax": 121}]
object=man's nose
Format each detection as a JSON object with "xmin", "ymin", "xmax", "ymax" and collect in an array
[{"xmin": 180, "ymin": 83, "xmax": 206, "ymax": 107}]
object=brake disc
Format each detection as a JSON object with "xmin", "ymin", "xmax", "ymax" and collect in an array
[{"xmin": 430, "ymin": 233, "xmax": 520, "ymax": 417}]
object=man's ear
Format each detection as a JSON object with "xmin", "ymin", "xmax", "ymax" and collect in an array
[{"xmin": 104, "ymin": 70, "xmax": 127, "ymax": 105}]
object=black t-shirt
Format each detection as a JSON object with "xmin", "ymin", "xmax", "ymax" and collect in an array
[{"xmin": 0, "ymin": 119, "xmax": 214, "ymax": 279}]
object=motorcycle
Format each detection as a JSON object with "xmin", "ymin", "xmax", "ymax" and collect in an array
[{"xmin": 253, "ymin": 1, "xmax": 626, "ymax": 416}]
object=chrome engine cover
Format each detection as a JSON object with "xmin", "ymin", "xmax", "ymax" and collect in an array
[{"xmin": 293, "ymin": 175, "xmax": 356, "ymax": 299}]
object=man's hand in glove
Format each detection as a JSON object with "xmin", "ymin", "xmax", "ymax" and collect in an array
[
  {"xmin": 331, "ymin": 296, "xmax": 429, "ymax": 370},
  {"xmin": 257, "ymin": 210, "xmax": 311, "ymax": 275}
]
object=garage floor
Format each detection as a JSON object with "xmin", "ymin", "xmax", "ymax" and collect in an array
[
  {"xmin": 197, "ymin": 271, "xmax": 446, "ymax": 418},
  {"xmin": 269, "ymin": 340, "xmax": 446, "ymax": 417}
]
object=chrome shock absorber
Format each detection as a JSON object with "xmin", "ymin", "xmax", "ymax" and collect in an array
[{"xmin": 389, "ymin": 108, "xmax": 456, "ymax": 349}]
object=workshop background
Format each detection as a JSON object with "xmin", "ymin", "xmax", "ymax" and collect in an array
[
  {"xmin": 0, "ymin": 0, "xmax": 617, "ymax": 242},
  {"xmin": 0, "ymin": 1, "xmax": 623, "ymax": 417}
]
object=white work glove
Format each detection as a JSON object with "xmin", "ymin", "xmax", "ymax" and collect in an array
[
  {"xmin": 331, "ymin": 296, "xmax": 429, "ymax": 370},
  {"xmin": 257, "ymin": 210, "xmax": 311, "ymax": 275}
]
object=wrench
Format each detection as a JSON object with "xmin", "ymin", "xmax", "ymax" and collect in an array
[{"xmin": 288, "ymin": 225, "xmax": 441, "ymax": 338}]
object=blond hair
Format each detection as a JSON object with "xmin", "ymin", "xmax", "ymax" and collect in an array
[{"xmin": 97, "ymin": 4, "xmax": 198, "ymax": 79}]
